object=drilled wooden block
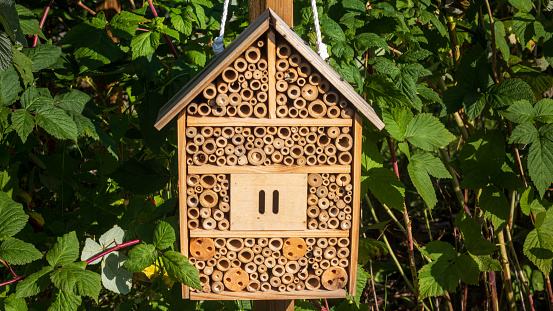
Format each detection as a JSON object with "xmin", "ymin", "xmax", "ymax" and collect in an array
[
  {"xmin": 190, "ymin": 237, "xmax": 216, "ymax": 261},
  {"xmin": 282, "ymin": 238, "xmax": 307, "ymax": 260},
  {"xmin": 223, "ymin": 267, "xmax": 249, "ymax": 292},
  {"xmin": 321, "ymin": 267, "xmax": 348, "ymax": 291}
]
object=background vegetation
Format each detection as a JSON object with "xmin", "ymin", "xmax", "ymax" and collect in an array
[{"xmin": 0, "ymin": 0, "xmax": 552, "ymax": 310}]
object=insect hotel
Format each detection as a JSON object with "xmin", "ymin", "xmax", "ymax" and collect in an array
[{"xmin": 155, "ymin": 9, "xmax": 384, "ymax": 300}]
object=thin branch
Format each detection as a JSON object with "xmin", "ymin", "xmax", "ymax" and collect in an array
[
  {"xmin": 483, "ymin": 0, "xmax": 499, "ymax": 83},
  {"xmin": 86, "ymin": 239, "xmax": 140, "ymax": 264},
  {"xmin": 146, "ymin": 0, "xmax": 179, "ymax": 59},
  {"xmin": 33, "ymin": 0, "xmax": 55, "ymax": 47},
  {"xmin": 0, "ymin": 259, "xmax": 18, "ymax": 277},
  {"xmin": 0, "ymin": 276, "xmax": 27, "ymax": 288},
  {"xmin": 68, "ymin": 0, "xmax": 96, "ymax": 15}
]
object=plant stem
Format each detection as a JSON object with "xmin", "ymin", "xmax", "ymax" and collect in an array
[
  {"xmin": 385, "ymin": 137, "xmax": 421, "ymax": 309},
  {"xmin": 505, "ymin": 229, "xmax": 536, "ymax": 311},
  {"xmin": 369, "ymin": 260, "xmax": 380, "ymax": 311},
  {"xmin": 146, "ymin": 0, "xmax": 179, "ymax": 59},
  {"xmin": 439, "ymin": 147, "xmax": 471, "ymax": 216},
  {"xmin": 0, "ymin": 259, "xmax": 18, "ymax": 277},
  {"xmin": 545, "ymin": 276, "xmax": 553, "ymax": 310},
  {"xmin": 483, "ymin": 0, "xmax": 499, "ymax": 83},
  {"xmin": 0, "ymin": 275, "xmax": 27, "ymax": 287},
  {"xmin": 498, "ymin": 230, "xmax": 516, "ymax": 311},
  {"xmin": 33, "ymin": 0, "xmax": 55, "ymax": 47},
  {"xmin": 86, "ymin": 239, "xmax": 141, "ymax": 264},
  {"xmin": 68, "ymin": 0, "xmax": 97, "ymax": 14}
]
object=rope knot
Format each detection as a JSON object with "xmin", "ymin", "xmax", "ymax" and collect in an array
[
  {"xmin": 316, "ymin": 42, "xmax": 329, "ymax": 61},
  {"xmin": 213, "ymin": 36, "xmax": 225, "ymax": 55}
]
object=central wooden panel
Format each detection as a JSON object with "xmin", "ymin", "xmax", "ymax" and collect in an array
[{"xmin": 230, "ymin": 174, "xmax": 307, "ymax": 230}]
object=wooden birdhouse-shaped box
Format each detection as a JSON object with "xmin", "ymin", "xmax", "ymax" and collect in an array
[{"xmin": 155, "ymin": 9, "xmax": 384, "ymax": 300}]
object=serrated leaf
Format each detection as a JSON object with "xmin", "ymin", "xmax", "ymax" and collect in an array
[
  {"xmin": 170, "ymin": 12, "xmax": 192, "ymax": 37},
  {"xmin": 110, "ymin": 158, "xmax": 170, "ymax": 194},
  {"xmin": 412, "ymin": 153, "xmax": 451, "ymax": 179},
  {"xmin": 354, "ymin": 33, "xmax": 388, "ymax": 52},
  {"xmin": 471, "ymin": 254, "xmax": 501, "ymax": 271},
  {"xmin": 35, "ymin": 105, "xmax": 78, "ymax": 141},
  {"xmin": 463, "ymin": 91, "xmax": 486, "ymax": 121},
  {"xmin": 123, "ymin": 244, "xmax": 158, "ymax": 272},
  {"xmin": 80, "ymin": 238, "xmax": 103, "ymax": 265},
  {"xmin": 459, "ymin": 129, "xmax": 505, "ymax": 176},
  {"xmin": 50, "ymin": 264, "xmax": 101, "ymax": 301},
  {"xmin": 48, "ymin": 290, "xmax": 81, "ymax": 311},
  {"xmin": 502, "ymin": 100, "xmax": 535, "ymax": 123},
  {"xmin": 399, "ymin": 49, "xmax": 433, "ymax": 63},
  {"xmin": 358, "ymin": 238, "xmax": 388, "ymax": 264},
  {"xmin": 0, "ymin": 32, "xmax": 12, "ymax": 71},
  {"xmin": 455, "ymin": 211, "xmax": 497, "ymax": 255},
  {"xmin": 54, "ymin": 89, "xmax": 90, "ymax": 114},
  {"xmin": 368, "ymin": 57, "xmax": 400, "ymax": 77},
  {"xmin": 16, "ymin": 266, "xmax": 53, "ymax": 298},
  {"xmin": 510, "ymin": 122, "xmax": 538, "ymax": 144},
  {"xmin": 3, "ymin": 294, "xmax": 27, "ymax": 311},
  {"xmin": 404, "ymin": 113, "xmax": 456, "ymax": 151},
  {"xmin": 46, "ymin": 231, "xmax": 79, "ymax": 267},
  {"xmin": 184, "ymin": 48, "xmax": 206, "ymax": 67},
  {"xmin": 408, "ymin": 159, "xmax": 437, "ymax": 208},
  {"xmin": 11, "ymin": 49, "xmax": 33, "ymax": 86},
  {"xmin": 20, "ymin": 86, "xmax": 52, "ymax": 111},
  {"xmin": 509, "ymin": 0, "xmax": 533, "ymax": 12},
  {"xmin": 366, "ymin": 167, "xmax": 405, "ymax": 211},
  {"xmin": 130, "ymin": 31, "xmax": 161, "ymax": 60},
  {"xmin": 524, "ymin": 208, "xmax": 553, "ymax": 275},
  {"xmin": 418, "ymin": 259, "xmax": 459, "ymax": 299},
  {"xmin": 417, "ymin": 84, "xmax": 442, "ymax": 106},
  {"xmin": 162, "ymin": 250, "xmax": 201, "ymax": 289},
  {"xmin": 0, "ymin": 0, "xmax": 26, "ymax": 45},
  {"xmin": 102, "ymin": 251, "xmax": 132, "ymax": 294},
  {"xmin": 15, "ymin": 5, "xmax": 45, "ymax": 39},
  {"xmin": 0, "ymin": 192, "xmax": 27, "ymax": 239},
  {"xmin": 331, "ymin": 41, "xmax": 354, "ymax": 60},
  {"xmin": 347, "ymin": 264, "xmax": 370, "ymax": 306},
  {"xmin": 0, "ymin": 237, "xmax": 42, "ymax": 265},
  {"xmin": 365, "ymin": 73, "xmax": 411, "ymax": 108},
  {"xmin": 382, "ymin": 107, "xmax": 413, "ymax": 141},
  {"xmin": 99, "ymin": 224, "xmax": 125, "ymax": 248},
  {"xmin": 421, "ymin": 241, "xmax": 457, "ymax": 261},
  {"xmin": 528, "ymin": 138, "xmax": 553, "ymax": 198},
  {"xmin": 0, "ymin": 65, "xmax": 21, "ymax": 106},
  {"xmin": 154, "ymin": 221, "xmax": 176, "ymax": 250},
  {"xmin": 109, "ymin": 11, "xmax": 149, "ymax": 40},
  {"xmin": 10, "ymin": 109, "xmax": 34, "ymax": 143},
  {"xmin": 535, "ymin": 99, "xmax": 553, "ymax": 123},
  {"xmin": 453, "ymin": 254, "xmax": 480, "ymax": 285},
  {"xmin": 512, "ymin": 12, "xmax": 536, "ymax": 48},
  {"xmin": 340, "ymin": 13, "xmax": 364, "ymax": 31},
  {"xmin": 520, "ymin": 186, "xmax": 534, "ymax": 216},
  {"xmin": 494, "ymin": 21, "xmax": 510, "ymax": 61},
  {"xmin": 320, "ymin": 15, "xmax": 345, "ymax": 41},
  {"xmin": 395, "ymin": 72, "xmax": 422, "ymax": 111},
  {"xmin": 21, "ymin": 45, "xmax": 61, "ymax": 71},
  {"xmin": 479, "ymin": 185, "xmax": 509, "ymax": 231},
  {"xmin": 486, "ymin": 78, "xmax": 535, "ymax": 109}
]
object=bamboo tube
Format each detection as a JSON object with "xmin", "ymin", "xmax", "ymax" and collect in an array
[
  {"xmin": 219, "ymin": 202, "xmax": 230, "ymax": 212},
  {"xmin": 325, "ymin": 106, "xmax": 339, "ymax": 119},
  {"xmin": 261, "ymin": 82, "xmax": 269, "ymax": 91},
  {"xmin": 316, "ymin": 238, "xmax": 328, "ymax": 249},
  {"xmin": 210, "ymin": 106, "xmax": 226, "ymax": 117},
  {"xmin": 275, "ymin": 80, "xmax": 288, "ymax": 93},
  {"xmin": 264, "ymin": 257, "xmax": 276, "ymax": 268},
  {"xmin": 221, "ymin": 127, "xmax": 234, "ymax": 139},
  {"xmin": 187, "ymin": 174, "xmax": 200, "ymax": 187},
  {"xmin": 297, "ymin": 77, "xmax": 306, "ymax": 86},
  {"xmin": 222, "ymin": 67, "xmax": 239, "ymax": 83},
  {"xmin": 308, "ymin": 100, "xmax": 327, "ymax": 118},
  {"xmin": 237, "ymin": 103, "xmax": 253, "ymax": 118},
  {"xmin": 316, "ymin": 134, "xmax": 330, "ymax": 148},
  {"xmin": 305, "ymin": 275, "xmax": 320, "ymax": 290},
  {"xmin": 328, "ymin": 206, "xmax": 339, "ymax": 218},
  {"xmin": 267, "ymin": 238, "xmax": 283, "ymax": 251},
  {"xmin": 238, "ymin": 74, "xmax": 246, "ymax": 83},
  {"xmin": 187, "ymin": 194, "xmax": 199, "ymax": 208},
  {"xmin": 301, "ymin": 84, "xmax": 318, "ymax": 101},
  {"xmin": 287, "ymin": 52, "xmax": 301, "ymax": 66},
  {"xmin": 240, "ymin": 88, "xmax": 254, "ymax": 101},
  {"xmin": 199, "ymin": 190, "xmax": 218, "ymax": 208},
  {"xmin": 225, "ymin": 154, "xmax": 237, "ymax": 166},
  {"xmin": 208, "ymin": 281, "xmax": 223, "ymax": 294},
  {"xmin": 336, "ymin": 174, "xmax": 351, "ymax": 187},
  {"xmin": 341, "ymin": 107, "xmax": 354, "ymax": 118},
  {"xmin": 277, "ymin": 127, "xmax": 291, "ymax": 139},
  {"xmin": 320, "ymin": 260, "xmax": 331, "ymax": 270},
  {"xmin": 276, "ymin": 42, "xmax": 291, "ymax": 58},
  {"xmin": 288, "ymin": 107, "xmax": 299, "ymax": 118},
  {"xmin": 253, "ymin": 70, "xmax": 263, "ymax": 80},
  {"xmin": 330, "ymin": 258, "xmax": 339, "ymax": 267},
  {"xmin": 338, "ymin": 211, "xmax": 346, "ymax": 220},
  {"xmin": 248, "ymin": 63, "xmax": 256, "ymax": 71},
  {"xmin": 276, "ymin": 71, "xmax": 284, "ymax": 80},
  {"xmin": 195, "ymin": 185, "xmax": 204, "ymax": 194},
  {"xmin": 228, "ymin": 81, "xmax": 241, "ymax": 93},
  {"xmin": 335, "ymin": 134, "xmax": 353, "ymax": 151},
  {"xmin": 286, "ymin": 85, "xmax": 300, "ymax": 99},
  {"xmin": 245, "ymin": 46, "xmax": 261, "ymax": 63},
  {"xmin": 201, "ymin": 139, "xmax": 216, "ymax": 155},
  {"xmin": 257, "ymin": 91, "xmax": 268, "ymax": 102},
  {"xmin": 243, "ymin": 238, "xmax": 255, "ymax": 248},
  {"xmin": 217, "ymin": 80, "xmax": 229, "ymax": 93},
  {"xmin": 193, "ymin": 151, "xmax": 208, "ymax": 165},
  {"xmin": 345, "ymin": 183, "xmax": 353, "ymax": 192},
  {"xmin": 252, "ymin": 245, "xmax": 262, "ymax": 254},
  {"xmin": 339, "ymin": 258, "xmax": 349, "ymax": 268},
  {"xmin": 207, "ymin": 258, "xmax": 217, "ymax": 268},
  {"xmin": 202, "ymin": 217, "xmax": 216, "ymax": 230},
  {"xmin": 337, "ymin": 247, "xmax": 350, "ymax": 259},
  {"xmin": 297, "ymin": 156, "xmax": 306, "ymax": 166},
  {"xmin": 276, "ymin": 93, "xmax": 287, "ymax": 105},
  {"xmin": 318, "ymin": 198, "xmax": 330, "ymax": 210},
  {"xmin": 247, "ymin": 148, "xmax": 266, "ymax": 165},
  {"xmin": 213, "ymin": 209, "xmax": 225, "ymax": 221},
  {"xmin": 258, "ymin": 238, "xmax": 268, "ymax": 247},
  {"xmin": 273, "ymin": 265, "xmax": 285, "ymax": 277},
  {"xmin": 324, "ymin": 127, "xmax": 338, "ymax": 140},
  {"xmin": 188, "ymin": 219, "xmax": 199, "ymax": 229},
  {"xmin": 246, "ymin": 280, "xmax": 260, "ymax": 292},
  {"xmin": 328, "ymin": 218, "xmax": 339, "ymax": 229},
  {"xmin": 203, "ymin": 83, "xmax": 217, "ymax": 99},
  {"xmin": 323, "ymin": 91, "xmax": 338, "ymax": 106},
  {"xmin": 264, "ymin": 144, "xmax": 274, "ymax": 155},
  {"xmin": 226, "ymin": 106, "xmax": 237, "ymax": 117},
  {"xmin": 227, "ymin": 238, "xmax": 245, "ymax": 252},
  {"xmin": 234, "ymin": 57, "xmax": 248, "ymax": 72},
  {"xmin": 204, "ymin": 265, "xmax": 214, "ymax": 276},
  {"xmin": 227, "ymin": 93, "xmax": 241, "ymax": 106},
  {"xmin": 297, "ymin": 62, "xmax": 311, "ymax": 77},
  {"xmin": 326, "ymin": 155, "xmax": 336, "ymax": 165},
  {"xmin": 340, "ymin": 220, "xmax": 351, "ymax": 230},
  {"xmin": 307, "ymin": 205, "xmax": 320, "ymax": 218},
  {"xmin": 254, "ymin": 254, "xmax": 265, "ymax": 265},
  {"xmin": 213, "ymin": 127, "xmax": 222, "ymax": 137},
  {"xmin": 249, "ymin": 79, "xmax": 261, "ymax": 91},
  {"xmin": 271, "ymin": 151, "xmax": 283, "ymax": 164},
  {"xmin": 277, "ymin": 256, "xmax": 288, "ymax": 266},
  {"xmin": 186, "ymin": 127, "xmax": 198, "ymax": 139},
  {"xmin": 187, "ymin": 103, "xmax": 198, "ymax": 115},
  {"xmin": 343, "ymin": 205, "xmax": 352, "ymax": 214},
  {"xmin": 213, "ymin": 238, "xmax": 226, "ymax": 248},
  {"xmin": 273, "ymin": 138, "xmax": 284, "ymax": 149},
  {"xmin": 231, "ymin": 134, "xmax": 245, "ymax": 146},
  {"xmin": 304, "ymin": 144, "xmax": 316, "ymax": 156},
  {"xmin": 286, "ymin": 68, "xmax": 298, "ymax": 83},
  {"xmin": 200, "ymin": 174, "xmax": 217, "ymax": 188},
  {"xmin": 270, "ymin": 276, "xmax": 282, "ymax": 287},
  {"xmin": 316, "ymin": 186, "xmax": 328, "ymax": 199},
  {"xmin": 215, "ymin": 93, "xmax": 229, "ymax": 107},
  {"xmin": 238, "ymin": 155, "xmax": 248, "ymax": 165},
  {"xmin": 318, "ymin": 80, "xmax": 330, "ymax": 94},
  {"xmin": 308, "ymin": 73, "xmax": 321, "ymax": 86},
  {"xmin": 260, "ymin": 273, "xmax": 269, "ymax": 283},
  {"xmin": 283, "ymin": 156, "xmax": 294, "ymax": 166},
  {"xmin": 227, "ymin": 251, "xmax": 237, "ymax": 260},
  {"xmin": 200, "ymin": 207, "xmax": 211, "ymax": 218},
  {"xmin": 307, "ymin": 173, "xmax": 323, "ymax": 187},
  {"xmin": 260, "ymin": 282, "xmax": 271, "ymax": 291},
  {"xmin": 254, "ymin": 103, "xmax": 267, "ymax": 118},
  {"xmin": 276, "ymin": 58, "xmax": 289, "ymax": 72},
  {"xmin": 198, "ymin": 103, "xmax": 211, "ymax": 116},
  {"xmin": 307, "ymin": 219, "xmax": 318, "ymax": 229},
  {"xmin": 324, "ymin": 144, "xmax": 337, "ymax": 157},
  {"xmin": 238, "ymin": 248, "xmax": 254, "ymax": 263},
  {"xmin": 291, "ymin": 98, "xmax": 305, "ymax": 111},
  {"xmin": 338, "ymin": 151, "xmax": 352, "ymax": 165},
  {"xmin": 281, "ymin": 273, "xmax": 294, "ymax": 285},
  {"xmin": 275, "ymin": 106, "xmax": 288, "ymax": 119},
  {"xmin": 258, "ymin": 59, "xmax": 267, "ymax": 70},
  {"xmin": 339, "ymin": 99, "xmax": 348, "ymax": 108}
]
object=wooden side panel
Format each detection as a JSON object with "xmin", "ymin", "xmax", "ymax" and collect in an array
[
  {"xmin": 230, "ymin": 174, "xmax": 307, "ymax": 230},
  {"xmin": 348, "ymin": 113, "xmax": 363, "ymax": 294},
  {"xmin": 177, "ymin": 112, "xmax": 190, "ymax": 299},
  {"xmin": 267, "ymin": 30, "xmax": 277, "ymax": 119}
]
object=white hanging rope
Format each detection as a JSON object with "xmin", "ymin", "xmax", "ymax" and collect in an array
[
  {"xmin": 310, "ymin": 0, "xmax": 329, "ymax": 61},
  {"xmin": 213, "ymin": 0, "xmax": 230, "ymax": 55}
]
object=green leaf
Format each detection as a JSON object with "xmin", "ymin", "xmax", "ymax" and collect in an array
[
  {"xmin": 54, "ymin": 89, "xmax": 90, "ymax": 114},
  {"xmin": 368, "ymin": 57, "xmax": 400, "ymax": 77},
  {"xmin": 508, "ymin": 0, "xmax": 532, "ymax": 12},
  {"xmin": 109, "ymin": 11, "xmax": 149, "ymax": 40},
  {"xmin": 130, "ymin": 31, "xmax": 161, "ymax": 60},
  {"xmin": 509, "ymin": 122, "xmax": 538, "ymax": 144},
  {"xmin": 0, "ymin": 0, "xmax": 26, "ymax": 45},
  {"xmin": 412, "ymin": 153, "xmax": 451, "ymax": 179},
  {"xmin": 16, "ymin": 266, "xmax": 53, "ymax": 298},
  {"xmin": 0, "ymin": 192, "xmax": 27, "ymax": 239},
  {"xmin": 382, "ymin": 107, "xmax": 413, "ymax": 141},
  {"xmin": 512, "ymin": 12, "xmax": 535, "ymax": 47},
  {"xmin": 535, "ymin": 99, "xmax": 553, "ymax": 123},
  {"xmin": 358, "ymin": 238, "xmax": 388, "ymax": 264},
  {"xmin": 418, "ymin": 259, "xmax": 459, "ymax": 299},
  {"xmin": 353, "ymin": 33, "xmax": 388, "ymax": 52},
  {"xmin": 420, "ymin": 241, "xmax": 457, "ymax": 261},
  {"xmin": 15, "ymin": 5, "xmax": 45, "ymax": 39},
  {"xmin": 486, "ymin": 78, "xmax": 535, "ymax": 109},
  {"xmin": 46, "ymin": 231, "xmax": 79, "ymax": 267},
  {"xmin": 35, "ymin": 105, "xmax": 78, "ymax": 141},
  {"xmin": 471, "ymin": 254, "xmax": 501, "ymax": 271},
  {"xmin": 48, "ymin": 290, "xmax": 81, "ymax": 311},
  {"xmin": 50, "ymin": 264, "xmax": 102, "ymax": 301},
  {"xmin": 184, "ymin": 48, "xmax": 207, "ymax": 67},
  {"xmin": 399, "ymin": 49, "xmax": 433, "ymax": 63},
  {"xmin": 347, "ymin": 264, "xmax": 370, "ymax": 306},
  {"xmin": 524, "ymin": 208, "xmax": 553, "ymax": 275},
  {"xmin": 459, "ymin": 129, "xmax": 505, "ymax": 176},
  {"xmin": 123, "ymin": 244, "xmax": 158, "ymax": 272},
  {"xmin": 20, "ymin": 86, "xmax": 52, "ymax": 110},
  {"xmin": 0, "ymin": 65, "xmax": 21, "ymax": 106},
  {"xmin": 463, "ymin": 92, "xmax": 486, "ymax": 121},
  {"xmin": 320, "ymin": 15, "xmax": 345, "ymax": 41},
  {"xmin": 10, "ymin": 109, "xmax": 34, "ymax": 143},
  {"xmin": 3, "ymin": 294, "xmax": 27, "ymax": 311},
  {"xmin": 364, "ymin": 74, "xmax": 411, "ymax": 108},
  {"xmin": 528, "ymin": 138, "xmax": 553, "ymax": 198},
  {"xmin": 80, "ymin": 238, "xmax": 102, "ymax": 265},
  {"xmin": 110, "ymin": 158, "xmax": 170, "ymax": 194},
  {"xmin": 479, "ymin": 185, "xmax": 509, "ymax": 231},
  {"xmin": 453, "ymin": 254, "xmax": 480, "ymax": 285},
  {"xmin": 494, "ymin": 21, "xmax": 510, "ymax": 61},
  {"xmin": 408, "ymin": 159, "xmax": 437, "ymax": 208},
  {"xmin": 101, "ymin": 251, "xmax": 132, "ymax": 294},
  {"xmin": 331, "ymin": 41, "xmax": 354, "ymax": 60},
  {"xmin": 366, "ymin": 167, "xmax": 405, "ymax": 211},
  {"xmin": 11, "ymin": 49, "xmax": 33, "ymax": 86},
  {"xmin": 0, "ymin": 237, "xmax": 42, "ymax": 265},
  {"xmin": 455, "ymin": 211, "xmax": 497, "ymax": 255},
  {"xmin": 154, "ymin": 221, "xmax": 176, "ymax": 250},
  {"xmin": 170, "ymin": 12, "xmax": 192, "ymax": 37},
  {"xmin": 21, "ymin": 45, "xmax": 61, "ymax": 71},
  {"xmin": 0, "ymin": 32, "xmax": 12, "ymax": 71},
  {"xmin": 404, "ymin": 113, "xmax": 456, "ymax": 151},
  {"xmin": 162, "ymin": 250, "xmax": 201, "ymax": 289},
  {"xmin": 520, "ymin": 186, "xmax": 534, "ymax": 216},
  {"xmin": 502, "ymin": 100, "xmax": 535, "ymax": 123}
]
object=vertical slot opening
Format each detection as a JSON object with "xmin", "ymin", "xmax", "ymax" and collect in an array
[
  {"xmin": 272, "ymin": 190, "xmax": 279, "ymax": 214},
  {"xmin": 259, "ymin": 190, "xmax": 265, "ymax": 214}
]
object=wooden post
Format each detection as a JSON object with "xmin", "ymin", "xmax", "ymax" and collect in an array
[{"xmin": 250, "ymin": 1, "xmax": 294, "ymax": 309}]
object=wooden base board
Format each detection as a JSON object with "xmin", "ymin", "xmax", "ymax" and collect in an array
[
  {"xmin": 187, "ymin": 164, "xmax": 351, "ymax": 174},
  {"xmin": 190, "ymin": 289, "xmax": 346, "ymax": 300}
]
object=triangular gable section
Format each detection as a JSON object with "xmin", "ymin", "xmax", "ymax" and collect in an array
[{"xmin": 155, "ymin": 9, "xmax": 384, "ymax": 130}]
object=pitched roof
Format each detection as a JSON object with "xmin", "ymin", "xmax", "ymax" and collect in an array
[{"xmin": 155, "ymin": 9, "xmax": 384, "ymax": 130}]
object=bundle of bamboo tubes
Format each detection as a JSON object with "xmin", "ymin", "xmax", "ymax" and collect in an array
[
  {"xmin": 274, "ymin": 42, "xmax": 354, "ymax": 119},
  {"xmin": 306, "ymin": 173, "xmax": 353, "ymax": 230},
  {"xmin": 189, "ymin": 236, "xmax": 349, "ymax": 293},
  {"xmin": 187, "ymin": 174, "xmax": 231, "ymax": 230},
  {"xmin": 186, "ymin": 126, "xmax": 353, "ymax": 167}
]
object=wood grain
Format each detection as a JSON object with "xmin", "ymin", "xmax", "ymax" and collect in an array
[
  {"xmin": 348, "ymin": 113, "xmax": 362, "ymax": 295},
  {"xmin": 189, "ymin": 230, "xmax": 350, "ymax": 238},
  {"xmin": 267, "ymin": 30, "xmax": 277, "ymax": 119},
  {"xmin": 177, "ymin": 112, "xmax": 189, "ymax": 299},
  {"xmin": 188, "ymin": 164, "xmax": 351, "ymax": 174},
  {"xmin": 187, "ymin": 116, "xmax": 352, "ymax": 127},
  {"xmin": 190, "ymin": 289, "xmax": 346, "ymax": 300}
]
